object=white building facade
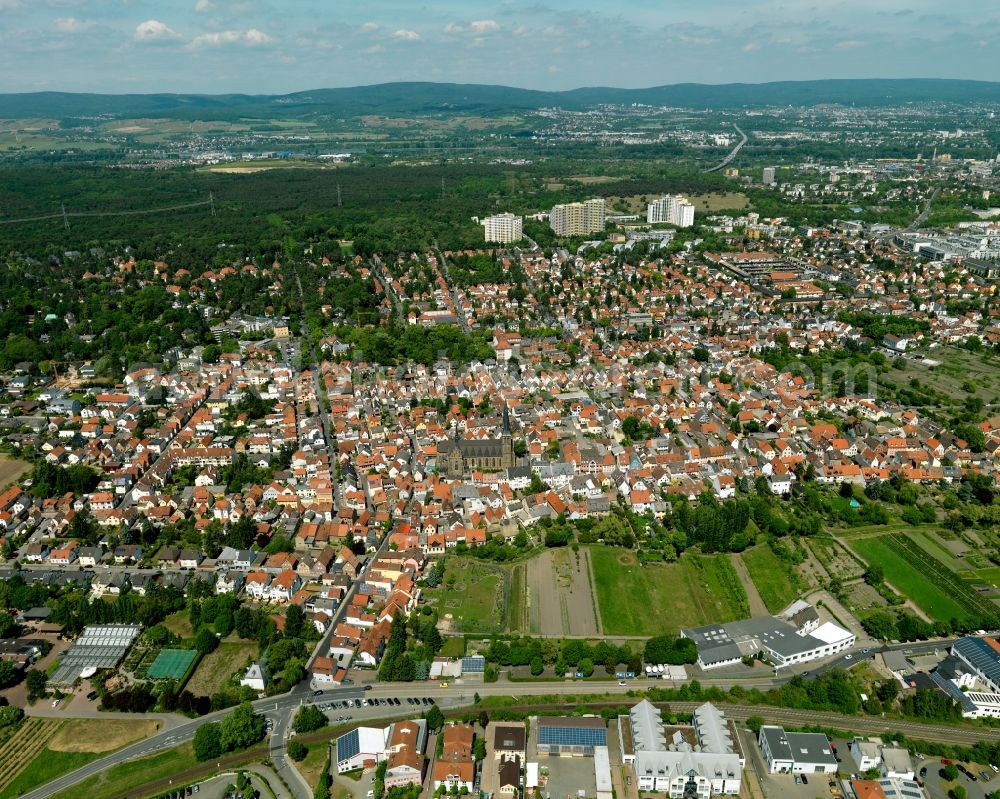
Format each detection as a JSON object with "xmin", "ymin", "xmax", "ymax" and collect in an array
[
  {"xmin": 483, "ymin": 213, "xmax": 524, "ymax": 244},
  {"xmin": 646, "ymin": 195, "xmax": 695, "ymax": 228}
]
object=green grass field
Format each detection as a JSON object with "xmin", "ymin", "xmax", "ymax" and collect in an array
[
  {"xmin": 425, "ymin": 557, "xmax": 510, "ymax": 633},
  {"xmin": 186, "ymin": 642, "xmax": 256, "ymax": 697},
  {"xmin": 741, "ymin": 545, "xmax": 800, "ymax": 614},
  {"xmin": 851, "ymin": 536, "xmax": 973, "ymax": 622},
  {"xmin": 591, "ymin": 548, "xmax": 749, "ymax": 636},
  {"xmin": 971, "ymin": 567, "xmax": 1000, "ymax": 588},
  {"xmin": 49, "ymin": 743, "xmax": 199, "ymax": 799},
  {"xmin": 0, "ymin": 749, "xmax": 98, "ymax": 799},
  {"xmin": 439, "ymin": 637, "xmax": 466, "ymax": 658},
  {"xmin": 506, "ymin": 561, "xmax": 526, "ymax": 632},
  {"xmin": 145, "ymin": 648, "xmax": 197, "ymax": 679}
]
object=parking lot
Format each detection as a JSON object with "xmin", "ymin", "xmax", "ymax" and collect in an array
[
  {"xmin": 741, "ymin": 729, "xmax": 840, "ymax": 799},
  {"xmin": 915, "ymin": 758, "xmax": 998, "ymax": 799},
  {"xmin": 311, "ymin": 693, "xmax": 440, "ymax": 725},
  {"xmin": 527, "ymin": 736, "xmax": 597, "ymax": 799}
]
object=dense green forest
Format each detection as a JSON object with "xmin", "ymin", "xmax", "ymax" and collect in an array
[{"xmin": 0, "ymin": 162, "xmax": 731, "ymax": 258}]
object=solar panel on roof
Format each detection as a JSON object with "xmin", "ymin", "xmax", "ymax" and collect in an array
[
  {"xmin": 461, "ymin": 656, "xmax": 485, "ymax": 673},
  {"xmin": 337, "ymin": 729, "xmax": 360, "ymax": 762},
  {"xmin": 538, "ymin": 725, "xmax": 607, "ymax": 746}
]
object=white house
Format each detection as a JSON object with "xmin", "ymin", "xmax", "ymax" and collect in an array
[{"xmin": 239, "ymin": 662, "xmax": 269, "ymax": 692}]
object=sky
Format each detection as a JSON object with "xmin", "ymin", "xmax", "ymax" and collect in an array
[{"xmin": 0, "ymin": 0, "xmax": 997, "ymax": 94}]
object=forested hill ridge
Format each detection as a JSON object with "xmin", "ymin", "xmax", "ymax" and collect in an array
[{"xmin": 5, "ymin": 78, "xmax": 1000, "ymax": 119}]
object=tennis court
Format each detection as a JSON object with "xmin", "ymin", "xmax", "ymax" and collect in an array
[{"xmin": 145, "ymin": 648, "xmax": 197, "ymax": 679}]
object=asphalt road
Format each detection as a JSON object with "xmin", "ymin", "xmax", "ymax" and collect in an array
[
  {"xmin": 704, "ymin": 124, "xmax": 748, "ymax": 173},
  {"xmin": 269, "ymin": 702, "xmax": 312, "ymax": 799},
  {"xmin": 24, "ymin": 668, "xmax": 1000, "ymax": 799}
]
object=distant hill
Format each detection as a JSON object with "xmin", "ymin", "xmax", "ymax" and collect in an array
[{"xmin": 4, "ymin": 78, "xmax": 1000, "ymax": 120}]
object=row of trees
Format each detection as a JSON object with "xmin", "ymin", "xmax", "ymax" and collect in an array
[{"xmin": 485, "ymin": 635, "xmax": 643, "ymax": 677}]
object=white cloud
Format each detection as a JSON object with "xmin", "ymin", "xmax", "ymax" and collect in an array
[
  {"xmin": 360, "ymin": 21, "xmax": 379, "ymax": 32},
  {"xmin": 134, "ymin": 19, "xmax": 179, "ymax": 42},
  {"xmin": 447, "ymin": 20, "xmax": 499, "ymax": 35},
  {"xmin": 577, "ymin": 39, "xmax": 591, "ymax": 48},
  {"xmin": 834, "ymin": 39, "xmax": 864, "ymax": 49},
  {"xmin": 188, "ymin": 28, "xmax": 271, "ymax": 47},
  {"xmin": 53, "ymin": 17, "xmax": 91, "ymax": 33},
  {"xmin": 195, "ymin": 0, "xmax": 211, "ymax": 11},
  {"xmin": 244, "ymin": 28, "xmax": 269, "ymax": 45},
  {"xmin": 364, "ymin": 44, "xmax": 384, "ymax": 54},
  {"xmin": 392, "ymin": 29, "xmax": 419, "ymax": 41},
  {"xmin": 742, "ymin": 41, "xmax": 759, "ymax": 52},
  {"xmin": 469, "ymin": 20, "xmax": 499, "ymax": 33}
]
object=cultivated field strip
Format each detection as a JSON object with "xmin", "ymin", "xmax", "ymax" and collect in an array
[
  {"xmin": 884, "ymin": 533, "xmax": 998, "ymax": 619},
  {"xmin": 0, "ymin": 718, "xmax": 61, "ymax": 792}
]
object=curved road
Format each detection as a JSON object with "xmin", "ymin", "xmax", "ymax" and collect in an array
[{"xmin": 704, "ymin": 124, "xmax": 748, "ymax": 173}]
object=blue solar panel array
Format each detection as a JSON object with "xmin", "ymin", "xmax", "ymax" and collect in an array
[
  {"xmin": 538, "ymin": 724, "xmax": 607, "ymax": 746},
  {"xmin": 954, "ymin": 637, "xmax": 1000, "ymax": 688},
  {"xmin": 337, "ymin": 729, "xmax": 360, "ymax": 762},
  {"xmin": 461, "ymin": 655, "xmax": 485, "ymax": 673}
]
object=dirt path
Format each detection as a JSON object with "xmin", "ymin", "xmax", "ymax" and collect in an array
[
  {"xmin": 527, "ymin": 549, "xmax": 600, "ymax": 636},
  {"xmin": 730, "ymin": 553, "xmax": 768, "ymax": 617}
]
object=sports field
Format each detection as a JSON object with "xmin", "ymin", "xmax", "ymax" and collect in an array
[{"xmin": 145, "ymin": 648, "xmax": 197, "ymax": 680}]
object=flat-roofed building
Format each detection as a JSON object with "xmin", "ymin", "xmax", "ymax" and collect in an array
[
  {"xmin": 536, "ymin": 716, "xmax": 607, "ymax": 757},
  {"xmin": 681, "ymin": 614, "xmax": 854, "ymax": 671},
  {"xmin": 758, "ymin": 726, "xmax": 837, "ymax": 774}
]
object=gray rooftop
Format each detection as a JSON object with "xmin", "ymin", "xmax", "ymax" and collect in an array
[{"xmin": 629, "ymin": 700, "xmax": 665, "ymax": 752}]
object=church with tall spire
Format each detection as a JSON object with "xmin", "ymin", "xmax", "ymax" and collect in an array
[{"xmin": 439, "ymin": 404, "xmax": 517, "ymax": 478}]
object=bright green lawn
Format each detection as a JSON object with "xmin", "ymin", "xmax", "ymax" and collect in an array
[
  {"xmin": 741, "ymin": 545, "xmax": 800, "ymax": 614},
  {"xmin": 0, "ymin": 749, "xmax": 98, "ymax": 799},
  {"xmin": 591, "ymin": 547, "xmax": 748, "ymax": 636},
  {"xmin": 50, "ymin": 743, "xmax": 199, "ymax": 799},
  {"xmin": 851, "ymin": 537, "xmax": 971, "ymax": 622}
]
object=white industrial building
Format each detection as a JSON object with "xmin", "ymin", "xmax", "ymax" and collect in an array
[
  {"xmin": 758, "ymin": 726, "xmax": 837, "ymax": 774},
  {"xmin": 927, "ymin": 636, "xmax": 1000, "ymax": 718},
  {"xmin": 335, "ymin": 726, "xmax": 390, "ymax": 773},
  {"xmin": 848, "ymin": 737, "xmax": 914, "ymax": 780},
  {"xmin": 681, "ymin": 603, "xmax": 855, "ymax": 671}
]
